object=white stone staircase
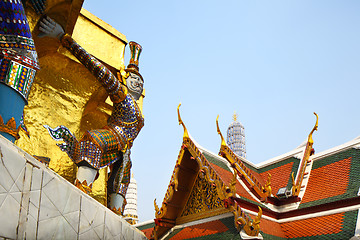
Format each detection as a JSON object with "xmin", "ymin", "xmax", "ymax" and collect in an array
[{"xmin": 0, "ymin": 135, "xmax": 147, "ymax": 240}]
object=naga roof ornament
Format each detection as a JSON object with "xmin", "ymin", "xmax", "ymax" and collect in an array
[
  {"xmin": 292, "ymin": 112, "xmax": 318, "ymax": 196},
  {"xmin": 177, "ymin": 103, "xmax": 189, "ymax": 139},
  {"xmin": 216, "ymin": 115, "xmax": 272, "ymax": 201},
  {"xmin": 216, "ymin": 115, "xmax": 227, "ymax": 148}
]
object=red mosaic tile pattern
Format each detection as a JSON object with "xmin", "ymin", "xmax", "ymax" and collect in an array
[
  {"xmin": 281, "ymin": 212, "xmax": 344, "ymax": 238},
  {"xmin": 209, "ymin": 162, "xmax": 234, "ymax": 185},
  {"xmin": 141, "ymin": 228, "xmax": 154, "ymax": 239},
  {"xmin": 236, "ymin": 181, "xmax": 257, "ymax": 202},
  {"xmin": 169, "ymin": 220, "xmax": 229, "ymax": 240},
  {"xmin": 247, "ymin": 167, "xmax": 265, "ymax": 186},
  {"xmin": 301, "ymin": 157, "xmax": 351, "ymax": 204},
  {"xmin": 259, "ymin": 162, "xmax": 294, "ymax": 195},
  {"xmin": 248, "ymin": 214, "xmax": 287, "ymax": 238}
]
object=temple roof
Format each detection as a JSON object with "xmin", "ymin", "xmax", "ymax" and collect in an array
[{"xmin": 140, "ymin": 109, "xmax": 360, "ymax": 239}]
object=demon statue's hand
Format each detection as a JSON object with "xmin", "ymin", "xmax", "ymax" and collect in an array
[
  {"xmin": 38, "ymin": 16, "xmax": 64, "ymax": 39},
  {"xmin": 27, "ymin": 0, "xmax": 46, "ymax": 15}
]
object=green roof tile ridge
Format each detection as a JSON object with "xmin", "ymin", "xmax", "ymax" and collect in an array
[
  {"xmin": 241, "ymin": 160, "xmax": 259, "ymax": 172},
  {"xmin": 219, "ymin": 215, "xmax": 237, "ymax": 228},
  {"xmin": 258, "ymin": 157, "xmax": 300, "ymax": 174},
  {"xmin": 136, "ymin": 222, "xmax": 155, "ymax": 230},
  {"xmin": 348, "ymin": 149, "xmax": 360, "ymax": 198},
  {"xmin": 312, "ymin": 148, "xmax": 358, "ymax": 169},
  {"xmin": 260, "ymin": 232, "xmax": 287, "ymax": 240},
  {"xmin": 286, "ymin": 158, "xmax": 301, "ymax": 190},
  {"xmin": 237, "ymin": 196, "xmax": 269, "ymax": 210},
  {"xmin": 202, "ymin": 151, "xmax": 232, "ymax": 172}
]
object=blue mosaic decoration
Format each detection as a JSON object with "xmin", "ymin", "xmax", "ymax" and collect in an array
[
  {"xmin": 107, "ymin": 94, "xmax": 144, "ymax": 150},
  {"xmin": 0, "ymin": 0, "xmax": 39, "ymax": 101},
  {"xmin": 0, "ymin": 58, "xmax": 36, "ymax": 100},
  {"xmin": 27, "ymin": 0, "xmax": 46, "ymax": 15},
  {"xmin": 0, "ymin": 34, "xmax": 36, "ymax": 52},
  {"xmin": 118, "ymin": 183, "xmax": 129, "ymax": 197},
  {"xmin": 78, "ymin": 140, "xmax": 103, "ymax": 168},
  {"xmin": 0, "ymin": 0, "xmax": 40, "ymax": 142},
  {"xmin": 79, "ymin": 129, "xmax": 120, "ymax": 168},
  {"xmin": 19, "ymin": 114, "xmax": 29, "ymax": 136},
  {"xmin": 44, "ymin": 125, "xmax": 78, "ymax": 159},
  {"xmin": 0, "ymin": 0, "xmax": 32, "ymax": 38},
  {"xmin": 114, "ymin": 150, "xmax": 132, "ymax": 197}
]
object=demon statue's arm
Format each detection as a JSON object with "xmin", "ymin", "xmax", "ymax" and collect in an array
[
  {"xmin": 39, "ymin": 16, "xmax": 127, "ymax": 102},
  {"xmin": 23, "ymin": 0, "xmax": 46, "ymax": 14}
]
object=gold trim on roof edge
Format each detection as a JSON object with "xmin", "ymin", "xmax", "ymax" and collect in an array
[
  {"xmin": 292, "ymin": 112, "xmax": 318, "ymax": 196},
  {"xmin": 217, "ymin": 117, "xmax": 272, "ymax": 201}
]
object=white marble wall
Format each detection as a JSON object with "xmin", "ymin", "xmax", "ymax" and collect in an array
[{"xmin": 0, "ymin": 135, "xmax": 147, "ymax": 240}]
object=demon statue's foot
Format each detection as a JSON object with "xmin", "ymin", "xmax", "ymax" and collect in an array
[
  {"xmin": 75, "ymin": 165, "xmax": 97, "ymax": 194},
  {"xmin": 74, "ymin": 179, "xmax": 92, "ymax": 194},
  {"xmin": 109, "ymin": 193, "xmax": 126, "ymax": 215}
]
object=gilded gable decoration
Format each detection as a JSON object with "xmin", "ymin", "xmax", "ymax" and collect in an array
[{"xmin": 180, "ymin": 173, "xmax": 224, "ymax": 217}]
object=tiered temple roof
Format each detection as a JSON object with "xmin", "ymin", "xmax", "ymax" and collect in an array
[{"xmin": 137, "ymin": 107, "xmax": 360, "ymax": 239}]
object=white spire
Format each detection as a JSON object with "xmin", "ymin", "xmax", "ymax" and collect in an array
[
  {"xmin": 227, "ymin": 112, "xmax": 247, "ymax": 158},
  {"xmin": 123, "ymin": 173, "xmax": 138, "ymax": 225}
]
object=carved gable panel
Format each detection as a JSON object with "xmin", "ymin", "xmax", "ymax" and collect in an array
[{"xmin": 180, "ymin": 173, "xmax": 224, "ymax": 218}]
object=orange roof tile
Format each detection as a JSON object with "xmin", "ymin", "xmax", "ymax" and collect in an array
[
  {"xmin": 236, "ymin": 181, "xmax": 257, "ymax": 202},
  {"xmin": 247, "ymin": 167, "xmax": 265, "ymax": 186},
  {"xmin": 280, "ymin": 212, "xmax": 344, "ymax": 238},
  {"xmin": 301, "ymin": 157, "xmax": 351, "ymax": 204},
  {"xmin": 142, "ymin": 228, "xmax": 154, "ymax": 239},
  {"xmin": 248, "ymin": 214, "xmax": 286, "ymax": 238},
  {"xmin": 209, "ymin": 162, "xmax": 233, "ymax": 185},
  {"xmin": 169, "ymin": 220, "xmax": 229, "ymax": 240},
  {"xmin": 260, "ymin": 162, "xmax": 294, "ymax": 195}
]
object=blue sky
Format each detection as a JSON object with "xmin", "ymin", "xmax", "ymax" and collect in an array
[{"xmin": 83, "ymin": 1, "xmax": 360, "ymax": 222}]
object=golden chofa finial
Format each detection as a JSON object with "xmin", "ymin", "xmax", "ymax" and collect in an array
[
  {"xmin": 216, "ymin": 115, "xmax": 227, "ymax": 147},
  {"xmin": 308, "ymin": 112, "xmax": 318, "ymax": 145},
  {"xmin": 233, "ymin": 111, "xmax": 238, "ymax": 122},
  {"xmin": 154, "ymin": 198, "xmax": 161, "ymax": 217},
  {"xmin": 177, "ymin": 103, "xmax": 189, "ymax": 139}
]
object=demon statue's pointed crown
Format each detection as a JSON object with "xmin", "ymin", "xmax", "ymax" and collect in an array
[{"xmin": 125, "ymin": 41, "xmax": 143, "ymax": 81}]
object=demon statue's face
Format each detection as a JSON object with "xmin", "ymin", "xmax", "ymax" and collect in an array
[{"xmin": 126, "ymin": 72, "xmax": 143, "ymax": 101}]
